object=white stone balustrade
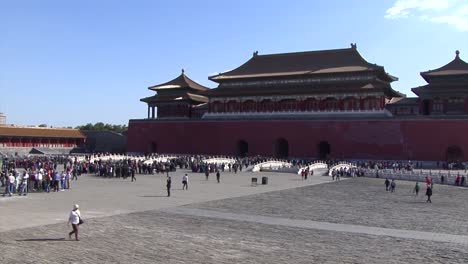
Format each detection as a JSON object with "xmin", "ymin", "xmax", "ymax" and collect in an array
[{"xmin": 252, "ymin": 161, "xmax": 293, "ymax": 172}]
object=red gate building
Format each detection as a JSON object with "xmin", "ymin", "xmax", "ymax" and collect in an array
[{"xmin": 128, "ymin": 45, "xmax": 468, "ymax": 161}]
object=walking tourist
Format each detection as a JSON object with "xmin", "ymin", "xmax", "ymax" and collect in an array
[
  {"xmin": 455, "ymin": 175, "xmax": 461, "ymax": 186},
  {"xmin": 390, "ymin": 179, "xmax": 396, "ymax": 193},
  {"xmin": 182, "ymin": 174, "xmax": 188, "ymax": 190},
  {"xmin": 414, "ymin": 181, "xmax": 420, "ymax": 196},
  {"xmin": 216, "ymin": 170, "xmax": 220, "ymax": 183},
  {"xmin": 384, "ymin": 178, "xmax": 390, "ymax": 191},
  {"xmin": 131, "ymin": 167, "xmax": 136, "ymax": 182},
  {"xmin": 426, "ymin": 186, "xmax": 432, "ymax": 203},
  {"xmin": 68, "ymin": 204, "xmax": 82, "ymax": 241},
  {"xmin": 166, "ymin": 176, "xmax": 172, "ymax": 197}
]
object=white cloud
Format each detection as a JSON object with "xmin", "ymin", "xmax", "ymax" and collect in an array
[
  {"xmin": 430, "ymin": 14, "xmax": 468, "ymax": 31},
  {"xmin": 385, "ymin": 0, "xmax": 468, "ymax": 31},
  {"xmin": 385, "ymin": 0, "xmax": 449, "ymax": 19}
]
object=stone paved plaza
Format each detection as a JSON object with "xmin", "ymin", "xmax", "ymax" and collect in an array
[{"xmin": 1, "ymin": 170, "xmax": 468, "ymax": 263}]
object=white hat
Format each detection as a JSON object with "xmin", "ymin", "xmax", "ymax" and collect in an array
[{"xmin": 73, "ymin": 204, "xmax": 79, "ymax": 209}]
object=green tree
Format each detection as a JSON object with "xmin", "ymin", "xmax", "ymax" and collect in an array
[{"xmin": 75, "ymin": 122, "xmax": 128, "ymax": 134}]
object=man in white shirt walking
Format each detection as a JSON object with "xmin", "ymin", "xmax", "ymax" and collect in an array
[{"xmin": 68, "ymin": 204, "xmax": 82, "ymax": 241}]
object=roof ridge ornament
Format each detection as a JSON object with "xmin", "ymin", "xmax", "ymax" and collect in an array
[
  {"xmin": 253, "ymin": 51, "xmax": 258, "ymax": 57},
  {"xmin": 181, "ymin": 68, "xmax": 185, "ymax": 74},
  {"xmin": 350, "ymin": 43, "xmax": 357, "ymax": 50},
  {"xmin": 455, "ymin": 50, "xmax": 460, "ymax": 58}
]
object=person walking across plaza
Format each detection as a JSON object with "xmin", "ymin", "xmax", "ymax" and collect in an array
[
  {"xmin": 166, "ymin": 176, "xmax": 172, "ymax": 197},
  {"xmin": 390, "ymin": 179, "xmax": 396, "ymax": 193},
  {"xmin": 131, "ymin": 167, "xmax": 136, "ymax": 182},
  {"xmin": 384, "ymin": 178, "xmax": 390, "ymax": 191},
  {"xmin": 182, "ymin": 174, "xmax": 188, "ymax": 190},
  {"xmin": 68, "ymin": 204, "xmax": 82, "ymax": 241},
  {"xmin": 426, "ymin": 186, "xmax": 432, "ymax": 203},
  {"xmin": 216, "ymin": 170, "xmax": 220, "ymax": 183},
  {"xmin": 414, "ymin": 181, "xmax": 420, "ymax": 196}
]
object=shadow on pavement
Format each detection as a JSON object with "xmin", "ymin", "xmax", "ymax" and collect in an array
[
  {"xmin": 16, "ymin": 238, "xmax": 70, "ymax": 242},
  {"xmin": 138, "ymin": 195, "xmax": 170, "ymax": 198}
]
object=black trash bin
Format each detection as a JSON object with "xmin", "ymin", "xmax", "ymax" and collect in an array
[
  {"xmin": 251, "ymin": 177, "xmax": 258, "ymax": 186},
  {"xmin": 262, "ymin": 176, "xmax": 268, "ymax": 185}
]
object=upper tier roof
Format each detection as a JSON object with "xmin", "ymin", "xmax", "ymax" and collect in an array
[
  {"xmin": 149, "ymin": 70, "xmax": 210, "ymax": 92},
  {"xmin": 421, "ymin": 50, "xmax": 468, "ymax": 81},
  {"xmin": 0, "ymin": 126, "xmax": 85, "ymax": 138},
  {"xmin": 141, "ymin": 92, "xmax": 208, "ymax": 104},
  {"xmin": 209, "ymin": 45, "xmax": 397, "ymax": 82}
]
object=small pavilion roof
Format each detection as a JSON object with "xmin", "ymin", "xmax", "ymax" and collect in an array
[
  {"xmin": 141, "ymin": 92, "xmax": 208, "ymax": 104},
  {"xmin": 148, "ymin": 70, "xmax": 209, "ymax": 92},
  {"xmin": 421, "ymin": 50, "xmax": 468, "ymax": 81},
  {"xmin": 209, "ymin": 45, "xmax": 397, "ymax": 82}
]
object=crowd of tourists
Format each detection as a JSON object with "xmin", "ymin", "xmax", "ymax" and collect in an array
[
  {"xmin": 1, "ymin": 156, "xmax": 81, "ymax": 197},
  {"xmin": 2, "ymin": 152, "xmax": 467, "ymax": 197}
]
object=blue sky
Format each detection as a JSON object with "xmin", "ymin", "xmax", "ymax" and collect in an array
[{"xmin": 0, "ymin": 0, "xmax": 467, "ymax": 127}]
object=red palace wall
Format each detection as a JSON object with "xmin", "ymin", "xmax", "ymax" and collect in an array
[{"xmin": 127, "ymin": 119, "xmax": 468, "ymax": 161}]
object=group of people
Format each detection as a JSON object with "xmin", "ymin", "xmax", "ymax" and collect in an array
[
  {"xmin": 1, "ymin": 155, "xmax": 84, "ymax": 197},
  {"xmin": 384, "ymin": 176, "xmax": 433, "ymax": 203},
  {"xmin": 1, "ymin": 167, "xmax": 79, "ymax": 197}
]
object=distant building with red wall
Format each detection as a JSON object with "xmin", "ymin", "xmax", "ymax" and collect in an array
[
  {"xmin": 128, "ymin": 45, "xmax": 468, "ymax": 161},
  {"xmin": 0, "ymin": 126, "xmax": 85, "ymax": 151}
]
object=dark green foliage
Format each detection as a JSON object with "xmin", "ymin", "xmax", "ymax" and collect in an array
[{"xmin": 75, "ymin": 122, "xmax": 128, "ymax": 134}]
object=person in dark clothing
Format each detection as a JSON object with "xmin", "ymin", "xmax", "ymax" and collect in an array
[
  {"xmin": 390, "ymin": 179, "xmax": 396, "ymax": 193},
  {"xmin": 384, "ymin": 178, "xmax": 390, "ymax": 191},
  {"xmin": 131, "ymin": 167, "xmax": 136, "ymax": 182},
  {"xmin": 414, "ymin": 181, "xmax": 420, "ymax": 196},
  {"xmin": 166, "ymin": 176, "xmax": 171, "ymax": 197},
  {"xmin": 426, "ymin": 186, "xmax": 432, "ymax": 203},
  {"xmin": 216, "ymin": 170, "xmax": 220, "ymax": 183}
]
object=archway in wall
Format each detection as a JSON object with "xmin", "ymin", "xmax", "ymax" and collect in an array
[
  {"xmin": 150, "ymin": 142, "xmax": 158, "ymax": 154},
  {"xmin": 236, "ymin": 140, "xmax": 249, "ymax": 157},
  {"xmin": 318, "ymin": 141, "xmax": 331, "ymax": 159},
  {"xmin": 446, "ymin": 145, "xmax": 463, "ymax": 162},
  {"xmin": 274, "ymin": 138, "xmax": 289, "ymax": 158}
]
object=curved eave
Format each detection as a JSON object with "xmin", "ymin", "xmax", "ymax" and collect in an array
[
  {"xmin": 420, "ymin": 52, "xmax": 468, "ymax": 82},
  {"xmin": 210, "ymin": 68, "xmax": 393, "ymax": 83},
  {"xmin": 148, "ymin": 73, "xmax": 210, "ymax": 92},
  {"xmin": 140, "ymin": 96, "xmax": 155, "ymax": 103}
]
